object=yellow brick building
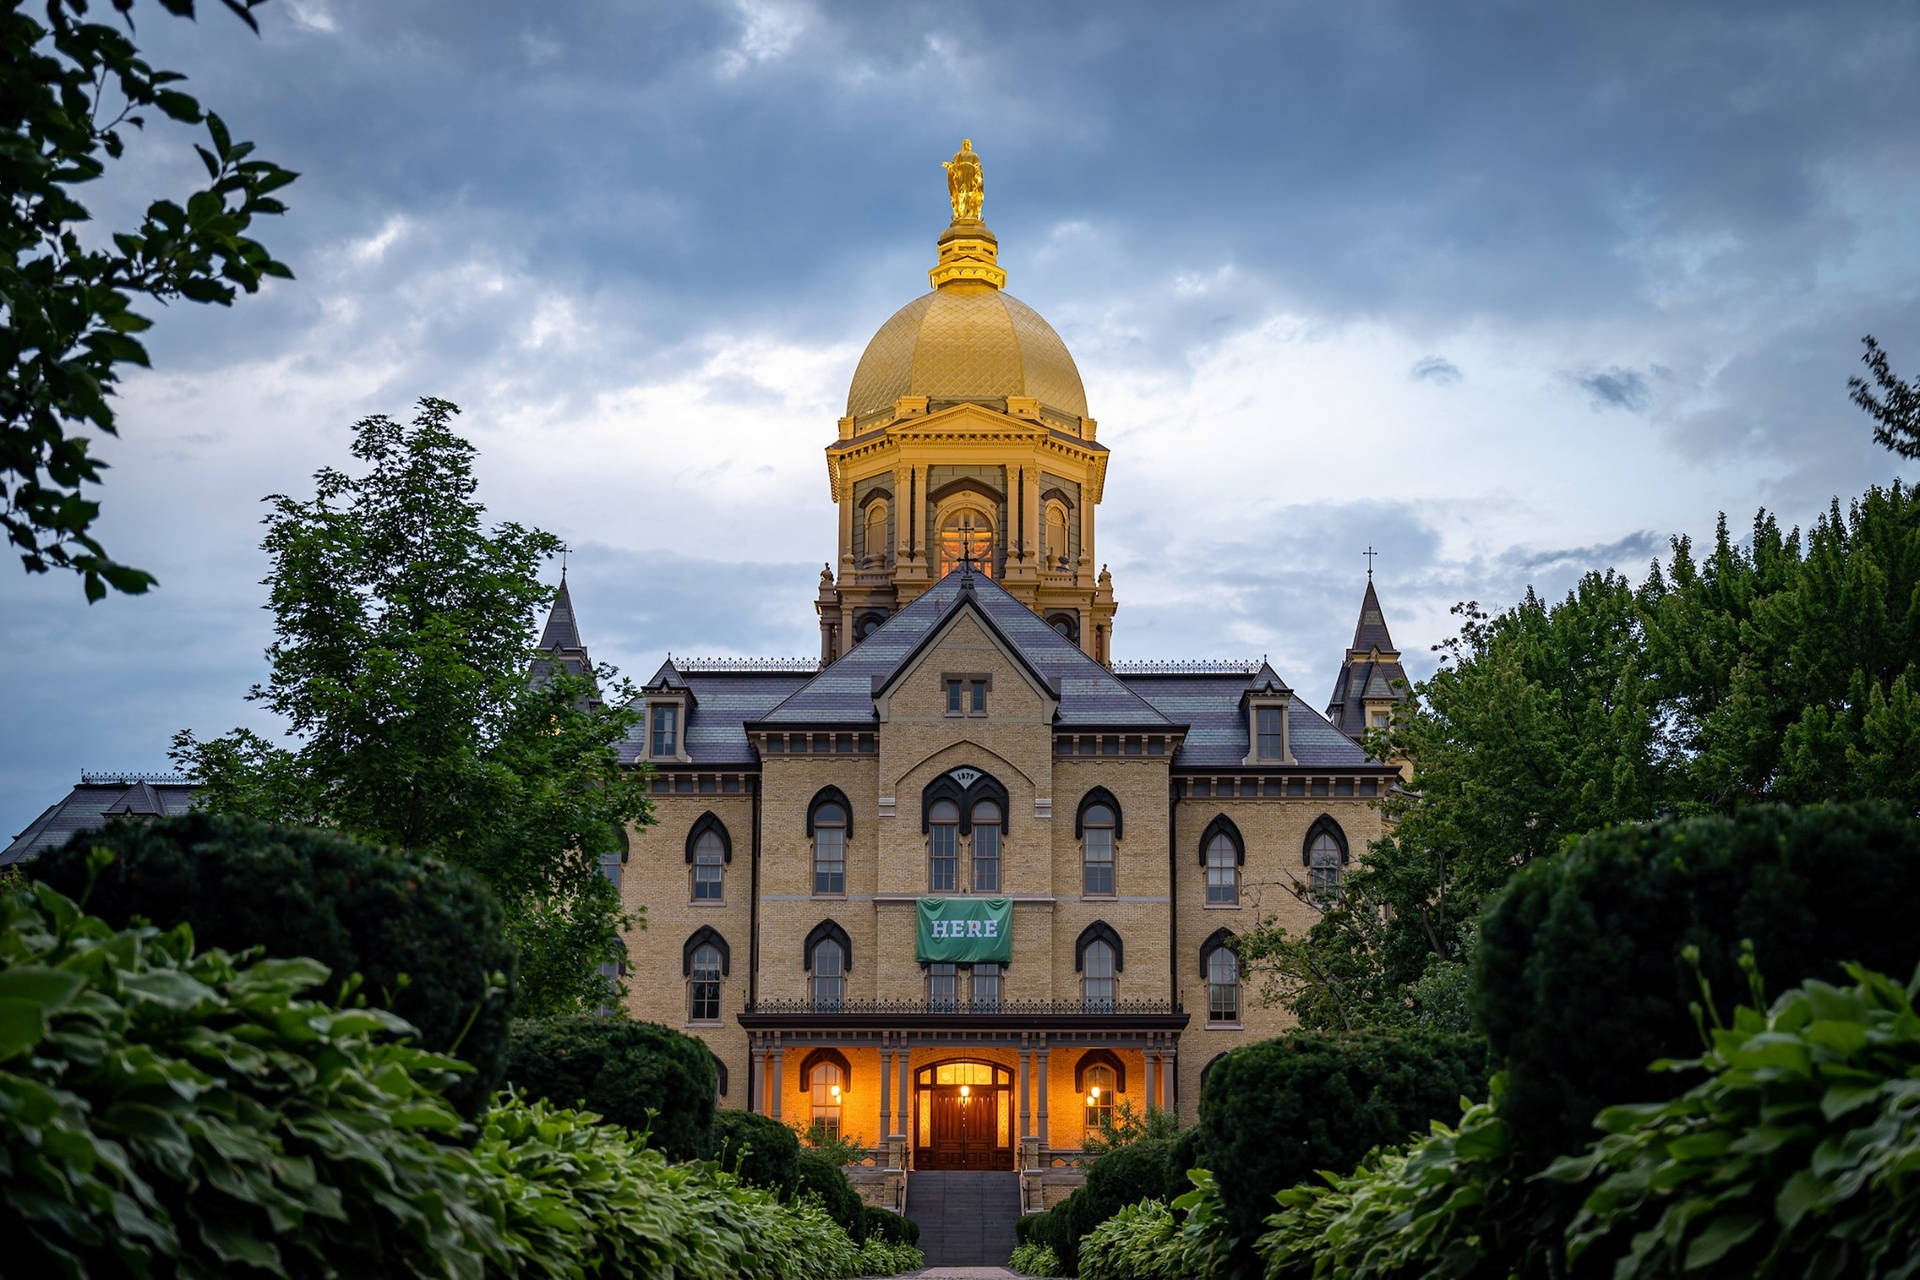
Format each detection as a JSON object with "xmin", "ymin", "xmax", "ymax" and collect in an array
[{"xmin": 542, "ymin": 142, "xmax": 1409, "ymax": 1179}]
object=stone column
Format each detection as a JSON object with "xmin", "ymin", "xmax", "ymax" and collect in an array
[
  {"xmin": 1036, "ymin": 1048, "xmax": 1050, "ymax": 1151},
  {"xmin": 1164, "ymin": 1047, "xmax": 1178, "ymax": 1117},
  {"xmin": 1018, "ymin": 1047, "xmax": 1031, "ymax": 1139},
  {"xmin": 896, "ymin": 1046, "xmax": 912, "ymax": 1145},
  {"xmin": 771, "ymin": 1046, "xmax": 784, "ymax": 1122},
  {"xmin": 1144, "ymin": 1050, "xmax": 1156, "ymax": 1112},
  {"xmin": 750, "ymin": 1044, "xmax": 765, "ymax": 1115},
  {"xmin": 880, "ymin": 1047, "xmax": 894, "ymax": 1139},
  {"xmin": 1024, "ymin": 466, "xmax": 1042, "ymax": 566}
]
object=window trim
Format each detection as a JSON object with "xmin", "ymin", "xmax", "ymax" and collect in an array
[
  {"xmin": 1301, "ymin": 813, "xmax": 1350, "ymax": 865},
  {"xmin": 682, "ymin": 926, "xmax": 731, "ymax": 978},
  {"xmin": 920, "ymin": 767, "xmax": 1010, "ymax": 835},
  {"xmin": 803, "ymin": 919, "xmax": 853, "ymax": 974},
  {"xmin": 1073, "ymin": 1047, "xmax": 1127, "ymax": 1095},
  {"xmin": 1073, "ymin": 920, "xmax": 1125, "ymax": 974},
  {"xmin": 1198, "ymin": 814, "xmax": 1246, "ymax": 866},
  {"xmin": 806, "ymin": 786, "xmax": 855, "ymax": 839},
  {"xmin": 649, "ymin": 701, "xmax": 682, "ymax": 758},
  {"xmin": 940, "ymin": 672, "xmax": 993, "ymax": 718},
  {"xmin": 1074, "ymin": 787, "xmax": 1125, "ymax": 840}
]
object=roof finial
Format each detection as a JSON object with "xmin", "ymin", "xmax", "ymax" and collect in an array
[
  {"xmin": 560, "ymin": 543, "xmax": 569, "ymax": 580},
  {"xmin": 1363, "ymin": 545, "xmax": 1378, "ymax": 581}
]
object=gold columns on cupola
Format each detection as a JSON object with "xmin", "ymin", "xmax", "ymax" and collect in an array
[{"xmin": 816, "ymin": 140, "xmax": 1117, "ymax": 666}]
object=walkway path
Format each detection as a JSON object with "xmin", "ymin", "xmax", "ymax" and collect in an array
[{"xmin": 906, "ymin": 1269, "xmax": 1019, "ymax": 1279}]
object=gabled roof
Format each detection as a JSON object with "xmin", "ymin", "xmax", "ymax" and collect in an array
[
  {"xmin": 1350, "ymin": 579, "xmax": 1396, "ymax": 653},
  {"xmin": 1122, "ymin": 674, "xmax": 1378, "ymax": 769},
  {"xmin": 755, "ymin": 567, "xmax": 1175, "ymax": 729},
  {"xmin": 645, "ymin": 658, "xmax": 691, "ymax": 692},
  {"xmin": 103, "ymin": 780, "xmax": 164, "ymax": 817},
  {"xmin": 1240, "ymin": 660, "xmax": 1292, "ymax": 705}
]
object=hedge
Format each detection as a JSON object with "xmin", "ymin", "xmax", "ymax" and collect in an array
[
  {"xmin": 715, "ymin": 1107, "xmax": 802, "ymax": 1198},
  {"xmin": 1477, "ymin": 802, "xmax": 1920, "ymax": 1166},
  {"xmin": 504, "ymin": 1014, "xmax": 717, "ymax": 1162},
  {"xmin": 29, "ymin": 811, "xmax": 516, "ymax": 1116},
  {"xmin": 796, "ymin": 1148, "xmax": 867, "ymax": 1244},
  {"xmin": 1198, "ymin": 1030, "xmax": 1488, "ymax": 1249},
  {"xmin": 863, "ymin": 1204, "xmax": 919, "ymax": 1247}
]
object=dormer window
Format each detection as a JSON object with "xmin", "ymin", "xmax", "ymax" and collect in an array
[
  {"xmin": 650, "ymin": 704, "xmax": 679, "ymax": 757},
  {"xmin": 1256, "ymin": 706, "xmax": 1283, "ymax": 759}
]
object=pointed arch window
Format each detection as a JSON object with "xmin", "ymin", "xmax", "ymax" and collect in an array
[
  {"xmin": 1201, "ymin": 928, "xmax": 1240, "ymax": 1025},
  {"xmin": 809, "ymin": 787, "xmax": 851, "ymax": 896},
  {"xmin": 928, "ymin": 798, "xmax": 960, "ymax": 892},
  {"xmin": 1075, "ymin": 921, "xmax": 1123, "ymax": 1008},
  {"xmin": 804, "ymin": 920, "xmax": 851, "ymax": 1009},
  {"xmin": 1304, "ymin": 815, "xmax": 1349, "ymax": 903},
  {"xmin": 683, "ymin": 926, "xmax": 729, "ymax": 1024},
  {"xmin": 686, "ymin": 812, "xmax": 730, "ymax": 903},
  {"xmin": 1200, "ymin": 815, "xmax": 1245, "ymax": 906},
  {"xmin": 1077, "ymin": 788, "xmax": 1121, "ymax": 898},
  {"xmin": 971, "ymin": 800, "xmax": 1001, "ymax": 891}
]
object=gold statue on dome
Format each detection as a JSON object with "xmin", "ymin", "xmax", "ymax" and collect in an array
[{"xmin": 944, "ymin": 139, "xmax": 984, "ymax": 222}]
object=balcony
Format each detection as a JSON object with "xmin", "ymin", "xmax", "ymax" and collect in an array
[{"xmin": 738, "ymin": 997, "xmax": 1188, "ymax": 1031}]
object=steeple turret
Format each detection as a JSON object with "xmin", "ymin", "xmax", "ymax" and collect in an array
[{"xmin": 1325, "ymin": 573, "xmax": 1408, "ymax": 747}]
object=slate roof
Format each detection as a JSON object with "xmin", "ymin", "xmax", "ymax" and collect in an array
[
  {"xmin": 1351, "ymin": 580, "xmax": 1396, "ymax": 652},
  {"xmin": 539, "ymin": 576, "xmax": 584, "ymax": 651},
  {"xmin": 753, "ymin": 568, "xmax": 1175, "ymax": 729},
  {"xmin": 1120, "ymin": 675, "xmax": 1377, "ymax": 769},
  {"xmin": 621, "ymin": 671, "xmax": 811, "ymax": 767},
  {"xmin": 1325, "ymin": 578, "xmax": 1410, "ymax": 741},
  {"xmin": 3, "ymin": 776, "xmax": 199, "ymax": 865}
]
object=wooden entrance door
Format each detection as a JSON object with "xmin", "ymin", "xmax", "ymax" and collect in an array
[{"xmin": 913, "ymin": 1060, "xmax": 1015, "ymax": 1170}]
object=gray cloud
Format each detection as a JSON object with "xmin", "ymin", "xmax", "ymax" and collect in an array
[
  {"xmin": 1410, "ymin": 356, "xmax": 1462, "ymax": 385},
  {"xmin": 1577, "ymin": 367, "xmax": 1653, "ymax": 412}
]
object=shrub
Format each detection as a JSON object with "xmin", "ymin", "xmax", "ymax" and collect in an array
[
  {"xmin": 1015, "ymin": 1210, "xmax": 1047, "ymax": 1245},
  {"xmin": 0, "ymin": 868, "xmax": 516, "ymax": 1277},
  {"xmin": 796, "ymin": 1148, "xmax": 867, "ymax": 1244},
  {"xmin": 1010, "ymin": 1240, "xmax": 1064, "ymax": 1277},
  {"xmin": 1078, "ymin": 1200, "xmax": 1181, "ymax": 1280},
  {"xmin": 1550, "ymin": 955, "xmax": 1920, "ymax": 1279},
  {"xmin": 1198, "ymin": 1030, "xmax": 1488, "ymax": 1248},
  {"xmin": 28, "ymin": 811, "xmax": 515, "ymax": 1114},
  {"xmin": 793, "ymin": 1116, "xmax": 871, "ymax": 1164},
  {"xmin": 504, "ymin": 1014, "xmax": 717, "ymax": 1161},
  {"xmin": 717, "ymin": 1107, "xmax": 803, "ymax": 1197},
  {"xmin": 851, "ymin": 1235, "xmax": 925, "ymax": 1276},
  {"xmin": 1477, "ymin": 802, "xmax": 1920, "ymax": 1166},
  {"xmin": 1080, "ymin": 1136, "xmax": 1178, "ymax": 1225},
  {"xmin": 863, "ymin": 1204, "xmax": 919, "ymax": 1246}
]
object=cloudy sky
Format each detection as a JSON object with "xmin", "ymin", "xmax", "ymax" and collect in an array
[{"xmin": 5, "ymin": 0, "xmax": 1918, "ymax": 836}]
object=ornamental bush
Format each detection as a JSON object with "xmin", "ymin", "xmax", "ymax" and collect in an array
[
  {"xmin": 1015, "ymin": 1210, "xmax": 1047, "ymax": 1245},
  {"xmin": 863, "ymin": 1204, "xmax": 919, "ymax": 1246},
  {"xmin": 29, "ymin": 811, "xmax": 516, "ymax": 1115},
  {"xmin": 1009, "ymin": 1240, "xmax": 1064, "ymax": 1276},
  {"xmin": 1077, "ymin": 1199, "xmax": 1183, "ymax": 1280},
  {"xmin": 796, "ymin": 1148, "xmax": 868, "ymax": 1244},
  {"xmin": 1198, "ymin": 1030, "xmax": 1488, "ymax": 1249},
  {"xmin": 504, "ymin": 1013, "xmax": 717, "ymax": 1161},
  {"xmin": 1477, "ymin": 802, "xmax": 1920, "ymax": 1167},
  {"xmin": 0, "ymin": 867, "xmax": 516, "ymax": 1277},
  {"xmin": 717, "ymin": 1107, "xmax": 803, "ymax": 1197}
]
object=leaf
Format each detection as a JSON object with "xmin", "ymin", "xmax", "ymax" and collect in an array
[
  {"xmin": 0, "ymin": 966, "xmax": 88, "ymax": 1012},
  {"xmin": 0, "ymin": 997, "xmax": 51, "ymax": 1061},
  {"xmin": 1682, "ymin": 1212, "xmax": 1763, "ymax": 1270}
]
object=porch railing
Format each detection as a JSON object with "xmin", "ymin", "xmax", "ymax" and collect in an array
[{"xmin": 741, "ymin": 997, "xmax": 1182, "ymax": 1016}]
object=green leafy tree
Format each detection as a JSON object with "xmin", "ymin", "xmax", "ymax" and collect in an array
[
  {"xmin": 173, "ymin": 398, "xmax": 651, "ymax": 1015},
  {"xmin": 3, "ymin": 0, "xmax": 295, "ymax": 598},
  {"xmin": 1850, "ymin": 335, "xmax": 1920, "ymax": 460}
]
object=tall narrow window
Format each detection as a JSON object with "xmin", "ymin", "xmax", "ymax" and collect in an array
[
  {"xmin": 928, "ymin": 962, "xmax": 958, "ymax": 1009},
  {"xmin": 1256, "ymin": 705, "xmax": 1283, "ymax": 759},
  {"xmin": 1208, "ymin": 947, "xmax": 1240, "ymax": 1024},
  {"xmin": 1083, "ymin": 939, "xmax": 1116, "ymax": 1008},
  {"xmin": 971, "ymin": 679, "xmax": 987, "ymax": 713},
  {"xmin": 971, "ymin": 801, "xmax": 1001, "ymax": 891},
  {"xmin": 971, "ymin": 963, "xmax": 1001, "ymax": 1010},
  {"xmin": 811, "ymin": 1062, "xmax": 845, "ymax": 1141},
  {"xmin": 863, "ymin": 500, "xmax": 889, "ymax": 568},
  {"xmin": 650, "ymin": 705, "xmax": 678, "ymax": 757},
  {"xmin": 688, "ymin": 943, "xmax": 721, "ymax": 1022},
  {"xmin": 811, "ymin": 939, "xmax": 844, "ymax": 1009},
  {"xmin": 813, "ymin": 802, "xmax": 846, "ymax": 895},
  {"xmin": 691, "ymin": 830, "xmax": 725, "ymax": 901},
  {"xmin": 1206, "ymin": 834, "xmax": 1239, "ymax": 905},
  {"xmin": 1082, "ymin": 803, "xmax": 1116, "ymax": 897},
  {"xmin": 929, "ymin": 799, "xmax": 959, "ymax": 891},
  {"xmin": 1309, "ymin": 832, "xmax": 1343, "ymax": 901},
  {"xmin": 1046, "ymin": 503, "xmax": 1071, "ymax": 568},
  {"xmin": 1083, "ymin": 1064, "xmax": 1115, "ymax": 1130},
  {"xmin": 947, "ymin": 679, "xmax": 963, "ymax": 714}
]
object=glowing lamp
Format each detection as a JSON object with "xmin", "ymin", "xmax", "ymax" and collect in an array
[
  {"xmin": 830, "ymin": 1084, "xmax": 841, "ymax": 1101},
  {"xmin": 1090, "ymin": 1085, "xmax": 1101, "ymax": 1101}
]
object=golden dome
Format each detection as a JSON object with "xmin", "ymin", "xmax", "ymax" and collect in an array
[
  {"xmin": 845, "ymin": 139, "xmax": 1088, "ymax": 424},
  {"xmin": 845, "ymin": 286, "xmax": 1089, "ymax": 423}
]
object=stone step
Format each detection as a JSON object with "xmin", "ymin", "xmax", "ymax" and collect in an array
[{"xmin": 905, "ymin": 1171, "xmax": 1023, "ymax": 1269}]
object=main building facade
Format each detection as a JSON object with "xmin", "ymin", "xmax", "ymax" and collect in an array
[{"xmin": 548, "ymin": 143, "xmax": 1412, "ymax": 1178}]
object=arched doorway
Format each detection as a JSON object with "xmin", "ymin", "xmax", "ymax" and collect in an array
[{"xmin": 914, "ymin": 1059, "xmax": 1014, "ymax": 1170}]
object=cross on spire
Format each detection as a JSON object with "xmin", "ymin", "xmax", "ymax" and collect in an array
[
  {"xmin": 1363, "ymin": 545, "xmax": 1378, "ymax": 580},
  {"xmin": 560, "ymin": 543, "xmax": 570, "ymax": 580}
]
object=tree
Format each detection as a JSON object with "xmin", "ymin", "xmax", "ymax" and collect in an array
[
  {"xmin": 1851, "ymin": 335, "xmax": 1920, "ymax": 460},
  {"xmin": 3, "ymin": 0, "xmax": 295, "ymax": 599},
  {"xmin": 173, "ymin": 398, "xmax": 652, "ymax": 1015}
]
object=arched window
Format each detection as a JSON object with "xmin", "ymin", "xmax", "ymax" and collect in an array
[
  {"xmin": 809, "ymin": 787, "xmax": 851, "ymax": 896},
  {"xmin": 687, "ymin": 943, "xmax": 722, "ymax": 1022},
  {"xmin": 971, "ymin": 800, "xmax": 1001, "ymax": 891},
  {"xmin": 855, "ymin": 611, "xmax": 886, "ymax": 642},
  {"xmin": 1047, "ymin": 612, "xmax": 1078, "ymax": 642},
  {"xmin": 811, "ymin": 1061, "xmax": 845, "ymax": 1140},
  {"xmin": 1205, "ymin": 834, "xmax": 1238, "ymax": 904},
  {"xmin": 1207, "ymin": 946, "xmax": 1240, "ymax": 1024},
  {"xmin": 928, "ymin": 798, "xmax": 959, "ymax": 891},
  {"xmin": 938, "ymin": 511, "xmax": 994, "ymax": 578},
  {"xmin": 1083, "ymin": 1063, "xmax": 1115, "ymax": 1130},
  {"xmin": 1045, "ymin": 502, "xmax": 1071, "ymax": 568},
  {"xmin": 1304, "ymin": 815, "xmax": 1349, "ymax": 902},
  {"xmin": 1074, "ymin": 920, "xmax": 1122, "ymax": 1009},
  {"xmin": 1076, "ymin": 788, "xmax": 1121, "ymax": 898},
  {"xmin": 863, "ymin": 499, "xmax": 890, "ymax": 568},
  {"xmin": 690, "ymin": 830, "xmax": 725, "ymax": 900},
  {"xmin": 804, "ymin": 920, "xmax": 851, "ymax": 1009}
]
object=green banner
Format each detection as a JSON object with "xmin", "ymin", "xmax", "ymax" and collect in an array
[{"xmin": 916, "ymin": 897, "xmax": 1013, "ymax": 964}]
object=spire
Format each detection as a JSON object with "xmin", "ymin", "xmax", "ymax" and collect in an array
[
  {"xmin": 539, "ymin": 576, "xmax": 584, "ymax": 653},
  {"xmin": 930, "ymin": 138, "xmax": 1007, "ymax": 291},
  {"xmin": 1350, "ymin": 579, "xmax": 1396, "ymax": 654}
]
